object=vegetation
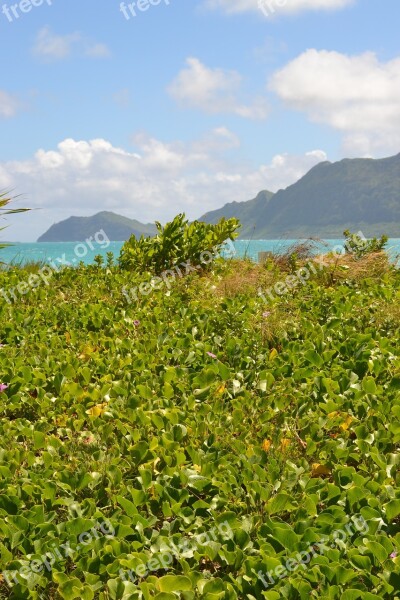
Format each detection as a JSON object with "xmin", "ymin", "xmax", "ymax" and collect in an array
[
  {"xmin": 0, "ymin": 192, "xmax": 30, "ymax": 251},
  {"xmin": 343, "ymin": 230, "xmax": 388, "ymax": 259},
  {"xmin": 0, "ymin": 223, "xmax": 400, "ymax": 599},
  {"xmin": 119, "ymin": 214, "xmax": 239, "ymax": 274}
]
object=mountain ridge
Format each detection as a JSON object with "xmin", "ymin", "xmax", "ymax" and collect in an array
[
  {"xmin": 37, "ymin": 153, "xmax": 400, "ymax": 241},
  {"xmin": 201, "ymin": 152, "xmax": 400, "ymax": 238},
  {"xmin": 37, "ymin": 211, "xmax": 157, "ymax": 242}
]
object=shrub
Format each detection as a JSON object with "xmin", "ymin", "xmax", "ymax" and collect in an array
[
  {"xmin": 343, "ymin": 229, "xmax": 388, "ymax": 259},
  {"xmin": 119, "ymin": 213, "xmax": 240, "ymax": 274}
]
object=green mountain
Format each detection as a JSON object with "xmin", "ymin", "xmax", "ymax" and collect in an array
[
  {"xmin": 37, "ymin": 211, "xmax": 157, "ymax": 242},
  {"xmin": 201, "ymin": 153, "xmax": 400, "ymax": 238},
  {"xmin": 38, "ymin": 154, "xmax": 400, "ymax": 242},
  {"xmin": 200, "ymin": 190, "xmax": 275, "ymax": 238}
]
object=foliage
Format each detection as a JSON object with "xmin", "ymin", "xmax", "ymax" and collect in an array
[
  {"xmin": 119, "ymin": 213, "xmax": 240, "ymax": 274},
  {"xmin": 0, "ymin": 192, "xmax": 30, "ymax": 251},
  {"xmin": 0, "ymin": 253, "xmax": 400, "ymax": 598},
  {"xmin": 343, "ymin": 229, "xmax": 388, "ymax": 259}
]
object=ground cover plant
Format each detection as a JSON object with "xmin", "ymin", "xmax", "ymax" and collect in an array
[{"xmin": 0, "ymin": 229, "xmax": 400, "ymax": 599}]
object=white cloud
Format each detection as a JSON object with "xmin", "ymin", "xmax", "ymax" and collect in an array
[
  {"xmin": 270, "ymin": 49, "xmax": 400, "ymax": 154},
  {"xmin": 85, "ymin": 43, "xmax": 111, "ymax": 58},
  {"xmin": 0, "ymin": 133, "xmax": 327, "ymax": 241},
  {"xmin": 168, "ymin": 57, "xmax": 269, "ymax": 119},
  {"xmin": 32, "ymin": 27, "xmax": 110, "ymax": 61},
  {"xmin": 33, "ymin": 27, "xmax": 81, "ymax": 60},
  {"xmin": 0, "ymin": 90, "xmax": 19, "ymax": 118},
  {"xmin": 203, "ymin": 0, "xmax": 355, "ymax": 16}
]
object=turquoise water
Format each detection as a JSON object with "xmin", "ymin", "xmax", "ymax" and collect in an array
[{"xmin": 1, "ymin": 239, "xmax": 399, "ymax": 266}]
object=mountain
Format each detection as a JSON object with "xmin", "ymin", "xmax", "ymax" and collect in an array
[
  {"xmin": 38, "ymin": 154, "xmax": 400, "ymax": 242},
  {"xmin": 201, "ymin": 154, "xmax": 400, "ymax": 238},
  {"xmin": 37, "ymin": 211, "xmax": 157, "ymax": 242},
  {"xmin": 200, "ymin": 190, "xmax": 275, "ymax": 238}
]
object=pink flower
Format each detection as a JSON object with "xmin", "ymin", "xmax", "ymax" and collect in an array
[
  {"xmin": 263, "ymin": 311, "xmax": 271, "ymax": 318},
  {"xmin": 390, "ymin": 551, "xmax": 397, "ymax": 559},
  {"xmin": 207, "ymin": 352, "xmax": 217, "ymax": 359},
  {"xmin": 0, "ymin": 384, "xmax": 8, "ymax": 393},
  {"xmin": 133, "ymin": 320, "xmax": 140, "ymax": 326}
]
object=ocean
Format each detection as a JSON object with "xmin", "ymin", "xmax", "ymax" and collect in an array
[{"xmin": 1, "ymin": 239, "xmax": 400, "ymax": 266}]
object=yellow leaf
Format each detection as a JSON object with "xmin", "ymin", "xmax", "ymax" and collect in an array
[
  {"xmin": 269, "ymin": 348, "xmax": 278, "ymax": 360},
  {"xmin": 311, "ymin": 463, "xmax": 331, "ymax": 477},
  {"xmin": 65, "ymin": 332, "xmax": 71, "ymax": 343},
  {"xmin": 280, "ymin": 438, "xmax": 291, "ymax": 451},
  {"xmin": 340, "ymin": 415, "xmax": 353, "ymax": 431},
  {"xmin": 327, "ymin": 411, "xmax": 339, "ymax": 419},
  {"xmin": 262, "ymin": 439, "xmax": 272, "ymax": 452},
  {"xmin": 86, "ymin": 403, "xmax": 107, "ymax": 417},
  {"xmin": 216, "ymin": 383, "xmax": 226, "ymax": 395},
  {"xmin": 79, "ymin": 344, "xmax": 97, "ymax": 360}
]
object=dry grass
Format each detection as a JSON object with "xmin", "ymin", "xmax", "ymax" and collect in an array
[
  {"xmin": 313, "ymin": 250, "xmax": 392, "ymax": 285},
  {"xmin": 371, "ymin": 295, "xmax": 400, "ymax": 328},
  {"xmin": 212, "ymin": 250, "xmax": 393, "ymax": 301},
  {"xmin": 270, "ymin": 238, "xmax": 327, "ymax": 272},
  {"xmin": 213, "ymin": 258, "xmax": 275, "ymax": 298}
]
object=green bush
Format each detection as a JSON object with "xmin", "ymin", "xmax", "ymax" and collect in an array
[
  {"xmin": 119, "ymin": 213, "xmax": 240, "ymax": 273},
  {"xmin": 343, "ymin": 229, "xmax": 388, "ymax": 259}
]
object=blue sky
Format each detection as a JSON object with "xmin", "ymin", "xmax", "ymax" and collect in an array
[{"xmin": 1, "ymin": 0, "xmax": 400, "ymax": 240}]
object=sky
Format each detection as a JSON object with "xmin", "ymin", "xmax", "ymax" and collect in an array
[{"xmin": 1, "ymin": 0, "xmax": 400, "ymax": 241}]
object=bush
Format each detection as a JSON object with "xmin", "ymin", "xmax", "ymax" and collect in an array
[
  {"xmin": 343, "ymin": 229, "xmax": 388, "ymax": 259},
  {"xmin": 119, "ymin": 213, "xmax": 240, "ymax": 273}
]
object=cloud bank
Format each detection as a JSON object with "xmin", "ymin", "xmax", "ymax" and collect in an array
[
  {"xmin": 270, "ymin": 49, "xmax": 400, "ymax": 154},
  {"xmin": 0, "ymin": 133, "xmax": 327, "ymax": 240},
  {"xmin": 203, "ymin": 0, "xmax": 355, "ymax": 16}
]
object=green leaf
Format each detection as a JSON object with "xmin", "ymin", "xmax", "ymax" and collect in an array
[
  {"xmin": 304, "ymin": 350, "xmax": 324, "ymax": 367},
  {"xmin": 340, "ymin": 591, "xmax": 363, "ymax": 600},
  {"xmin": 117, "ymin": 495, "xmax": 139, "ymax": 517},
  {"xmin": 384, "ymin": 499, "xmax": 400, "ymax": 522},
  {"xmin": 362, "ymin": 377, "xmax": 377, "ymax": 394},
  {"xmin": 33, "ymin": 430, "xmax": 46, "ymax": 449},
  {"xmin": 267, "ymin": 493, "xmax": 295, "ymax": 515},
  {"xmin": 158, "ymin": 575, "xmax": 192, "ymax": 592},
  {"xmin": 270, "ymin": 526, "xmax": 299, "ymax": 551},
  {"xmin": 349, "ymin": 554, "xmax": 372, "ymax": 570},
  {"xmin": 364, "ymin": 541, "xmax": 389, "ymax": 563}
]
